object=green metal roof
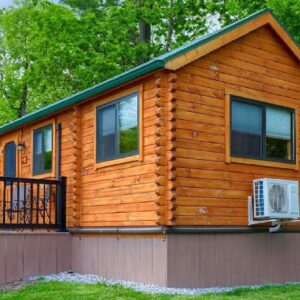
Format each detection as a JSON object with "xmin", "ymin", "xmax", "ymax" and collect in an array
[{"xmin": 0, "ymin": 8, "xmax": 297, "ymax": 135}]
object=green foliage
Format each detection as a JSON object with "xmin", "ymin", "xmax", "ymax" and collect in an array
[
  {"xmin": 0, "ymin": 0, "xmax": 299, "ymax": 125},
  {"xmin": 0, "ymin": 0, "xmax": 123, "ymax": 124},
  {"xmin": 60, "ymin": 0, "xmax": 100, "ymax": 11},
  {"xmin": 267, "ymin": 0, "xmax": 300, "ymax": 43},
  {"xmin": 44, "ymin": 151, "xmax": 52, "ymax": 171},
  {"xmin": 0, "ymin": 0, "xmax": 80, "ymax": 121},
  {"xmin": 0, "ymin": 0, "xmax": 209, "ymax": 124},
  {"xmin": 207, "ymin": 0, "xmax": 300, "ymax": 43},
  {"xmin": 206, "ymin": 0, "xmax": 266, "ymax": 24},
  {"xmin": 120, "ymin": 126, "xmax": 138, "ymax": 154}
]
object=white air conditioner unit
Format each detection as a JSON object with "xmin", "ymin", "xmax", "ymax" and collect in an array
[{"xmin": 253, "ymin": 178, "xmax": 299, "ymax": 219}]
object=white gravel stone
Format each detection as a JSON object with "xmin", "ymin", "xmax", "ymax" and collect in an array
[
  {"xmin": 31, "ymin": 272, "xmax": 300, "ymax": 296},
  {"xmin": 33, "ymin": 272, "xmax": 237, "ymax": 295}
]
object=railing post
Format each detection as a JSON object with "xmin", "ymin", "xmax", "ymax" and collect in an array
[{"xmin": 56, "ymin": 176, "xmax": 67, "ymax": 232}]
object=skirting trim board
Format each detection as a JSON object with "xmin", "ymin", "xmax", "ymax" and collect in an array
[
  {"xmin": 1, "ymin": 232, "xmax": 300, "ymax": 288},
  {"xmin": 0, "ymin": 233, "xmax": 71, "ymax": 285},
  {"xmin": 72, "ymin": 232, "xmax": 300, "ymax": 288}
]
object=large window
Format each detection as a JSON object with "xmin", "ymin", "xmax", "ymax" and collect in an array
[
  {"xmin": 33, "ymin": 125, "xmax": 53, "ymax": 175},
  {"xmin": 96, "ymin": 92, "xmax": 139, "ymax": 163},
  {"xmin": 231, "ymin": 96, "xmax": 295, "ymax": 163}
]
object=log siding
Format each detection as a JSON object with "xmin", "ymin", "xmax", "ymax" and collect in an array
[
  {"xmin": 174, "ymin": 25, "xmax": 300, "ymax": 226},
  {"xmin": 0, "ymin": 22, "xmax": 299, "ymax": 229}
]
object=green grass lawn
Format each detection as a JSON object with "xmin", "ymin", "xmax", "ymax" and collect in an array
[{"xmin": 1, "ymin": 281, "xmax": 300, "ymax": 300}]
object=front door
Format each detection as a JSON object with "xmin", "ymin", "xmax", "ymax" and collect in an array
[{"xmin": 4, "ymin": 141, "xmax": 16, "ymax": 178}]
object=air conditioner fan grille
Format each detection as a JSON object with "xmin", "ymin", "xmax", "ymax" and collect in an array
[{"xmin": 268, "ymin": 184, "xmax": 288, "ymax": 213}]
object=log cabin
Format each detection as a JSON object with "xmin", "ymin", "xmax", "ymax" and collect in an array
[{"xmin": 0, "ymin": 8, "xmax": 300, "ymax": 288}]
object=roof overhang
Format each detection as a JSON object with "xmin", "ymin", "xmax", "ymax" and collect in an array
[{"xmin": 0, "ymin": 60, "xmax": 164, "ymax": 136}]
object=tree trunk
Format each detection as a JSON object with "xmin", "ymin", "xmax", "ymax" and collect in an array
[
  {"xmin": 138, "ymin": 21, "xmax": 151, "ymax": 44},
  {"xmin": 19, "ymin": 83, "xmax": 28, "ymax": 118},
  {"xmin": 165, "ymin": 0, "xmax": 174, "ymax": 51},
  {"xmin": 18, "ymin": 57, "xmax": 29, "ymax": 118},
  {"xmin": 137, "ymin": 0, "xmax": 151, "ymax": 64}
]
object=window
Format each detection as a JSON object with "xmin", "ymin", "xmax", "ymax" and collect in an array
[
  {"xmin": 33, "ymin": 125, "xmax": 53, "ymax": 175},
  {"xmin": 231, "ymin": 96, "xmax": 295, "ymax": 163},
  {"xmin": 96, "ymin": 92, "xmax": 139, "ymax": 163}
]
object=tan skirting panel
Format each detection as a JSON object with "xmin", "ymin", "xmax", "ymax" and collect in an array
[
  {"xmin": 0, "ymin": 232, "xmax": 71, "ymax": 285},
  {"xmin": 167, "ymin": 233, "xmax": 300, "ymax": 288},
  {"xmin": 2, "ymin": 232, "xmax": 299, "ymax": 288},
  {"xmin": 72, "ymin": 235, "xmax": 168, "ymax": 286},
  {"xmin": 72, "ymin": 233, "xmax": 300, "ymax": 288}
]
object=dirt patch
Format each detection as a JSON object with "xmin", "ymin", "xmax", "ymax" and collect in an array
[{"xmin": 0, "ymin": 278, "xmax": 36, "ymax": 292}]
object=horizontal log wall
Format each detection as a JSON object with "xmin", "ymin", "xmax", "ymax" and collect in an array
[
  {"xmin": 174, "ymin": 25, "xmax": 300, "ymax": 226},
  {"xmin": 80, "ymin": 77, "xmax": 161, "ymax": 227},
  {"xmin": 0, "ymin": 25, "xmax": 299, "ymax": 228},
  {"xmin": 0, "ymin": 75, "xmax": 162, "ymax": 228},
  {"xmin": 0, "ymin": 111, "xmax": 76, "ymax": 227}
]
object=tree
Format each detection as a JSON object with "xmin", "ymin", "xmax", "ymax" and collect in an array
[
  {"xmin": 207, "ymin": 0, "xmax": 300, "ymax": 43},
  {"xmin": 0, "ymin": 0, "xmax": 123, "ymax": 123},
  {"xmin": 0, "ymin": 0, "xmax": 209, "ymax": 124},
  {"xmin": 0, "ymin": 0, "xmax": 299, "ymax": 125},
  {"xmin": 0, "ymin": 0, "xmax": 80, "ymax": 121},
  {"xmin": 60, "ymin": 0, "xmax": 208, "ymax": 63},
  {"xmin": 267, "ymin": 0, "xmax": 300, "ymax": 43},
  {"xmin": 60, "ymin": 0, "xmax": 100, "ymax": 11}
]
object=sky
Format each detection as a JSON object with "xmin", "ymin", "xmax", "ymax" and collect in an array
[
  {"xmin": 0, "ymin": 0, "xmax": 59, "ymax": 8},
  {"xmin": 0, "ymin": 0, "xmax": 14, "ymax": 7}
]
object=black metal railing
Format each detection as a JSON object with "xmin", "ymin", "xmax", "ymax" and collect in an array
[{"xmin": 0, "ymin": 176, "xmax": 66, "ymax": 231}]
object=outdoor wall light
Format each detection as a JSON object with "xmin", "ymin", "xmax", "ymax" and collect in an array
[{"xmin": 17, "ymin": 142, "xmax": 26, "ymax": 151}]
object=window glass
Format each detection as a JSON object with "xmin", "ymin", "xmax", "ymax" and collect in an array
[
  {"xmin": 34, "ymin": 131, "xmax": 43, "ymax": 173},
  {"xmin": 96, "ymin": 93, "xmax": 139, "ymax": 162},
  {"xmin": 231, "ymin": 100, "xmax": 262, "ymax": 157},
  {"xmin": 118, "ymin": 96, "xmax": 138, "ymax": 154},
  {"xmin": 44, "ymin": 150, "xmax": 52, "ymax": 171},
  {"xmin": 33, "ymin": 125, "xmax": 52, "ymax": 175},
  {"xmin": 35, "ymin": 131, "xmax": 43, "ymax": 154},
  {"xmin": 230, "ymin": 96, "xmax": 295, "ymax": 163},
  {"xmin": 266, "ymin": 107, "xmax": 291, "ymax": 139},
  {"xmin": 232, "ymin": 101, "xmax": 262, "ymax": 134},
  {"xmin": 44, "ymin": 127, "xmax": 52, "ymax": 152},
  {"xmin": 266, "ymin": 107, "xmax": 292, "ymax": 160},
  {"xmin": 101, "ymin": 106, "xmax": 116, "ymax": 159},
  {"xmin": 102, "ymin": 106, "xmax": 116, "ymax": 135}
]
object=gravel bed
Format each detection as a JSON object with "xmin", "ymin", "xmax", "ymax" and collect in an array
[{"xmin": 36, "ymin": 272, "xmax": 236, "ymax": 295}]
